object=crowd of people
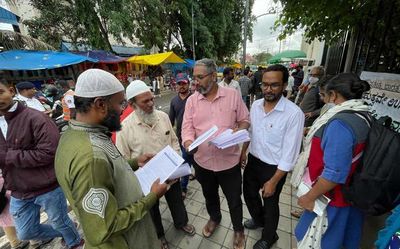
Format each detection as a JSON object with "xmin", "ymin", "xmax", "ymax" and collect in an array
[{"xmin": 0, "ymin": 57, "xmax": 397, "ymax": 249}]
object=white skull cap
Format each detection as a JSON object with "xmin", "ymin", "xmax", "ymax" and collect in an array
[
  {"xmin": 126, "ymin": 80, "xmax": 151, "ymax": 100},
  {"xmin": 75, "ymin": 69, "xmax": 124, "ymax": 98}
]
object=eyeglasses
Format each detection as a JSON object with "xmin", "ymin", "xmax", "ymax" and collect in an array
[
  {"xmin": 261, "ymin": 83, "xmax": 282, "ymax": 90},
  {"xmin": 193, "ymin": 72, "xmax": 213, "ymax": 80}
]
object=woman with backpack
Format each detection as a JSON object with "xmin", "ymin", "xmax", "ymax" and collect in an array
[{"xmin": 292, "ymin": 73, "xmax": 371, "ymax": 249}]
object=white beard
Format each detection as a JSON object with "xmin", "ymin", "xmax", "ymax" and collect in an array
[{"xmin": 135, "ymin": 106, "xmax": 158, "ymax": 126}]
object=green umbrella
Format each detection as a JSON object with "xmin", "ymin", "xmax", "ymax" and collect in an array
[{"xmin": 268, "ymin": 50, "xmax": 307, "ymax": 63}]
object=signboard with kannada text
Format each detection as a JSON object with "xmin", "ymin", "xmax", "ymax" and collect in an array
[{"xmin": 361, "ymin": 71, "xmax": 400, "ymax": 133}]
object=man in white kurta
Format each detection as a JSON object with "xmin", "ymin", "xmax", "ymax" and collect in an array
[{"xmin": 116, "ymin": 80, "xmax": 195, "ymax": 249}]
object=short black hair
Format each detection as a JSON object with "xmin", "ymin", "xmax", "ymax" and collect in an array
[
  {"xmin": 325, "ymin": 73, "xmax": 371, "ymax": 100},
  {"xmin": 244, "ymin": 69, "xmax": 250, "ymax": 76},
  {"xmin": 264, "ymin": 64, "xmax": 289, "ymax": 84},
  {"xmin": 74, "ymin": 95, "xmax": 113, "ymax": 113},
  {"xmin": 223, "ymin": 67, "xmax": 233, "ymax": 76},
  {"xmin": 0, "ymin": 79, "xmax": 11, "ymax": 87}
]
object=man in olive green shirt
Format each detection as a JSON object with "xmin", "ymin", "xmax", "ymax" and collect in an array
[{"xmin": 55, "ymin": 69, "xmax": 168, "ymax": 249}]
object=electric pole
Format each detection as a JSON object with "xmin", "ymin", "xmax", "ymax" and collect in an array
[{"xmin": 242, "ymin": 0, "xmax": 249, "ymax": 71}]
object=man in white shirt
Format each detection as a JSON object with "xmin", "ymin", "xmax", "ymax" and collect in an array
[
  {"xmin": 14, "ymin": 81, "xmax": 46, "ymax": 112},
  {"xmin": 218, "ymin": 67, "xmax": 242, "ymax": 96},
  {"xmin": 127, "ymin": 74, "xmax": 134, "ymax": 83},
  {"xmin": 240, "ymin": 64, "xmax": 304, "ymax": 249}
]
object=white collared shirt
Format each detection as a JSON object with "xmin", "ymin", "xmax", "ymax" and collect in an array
[
  {"xmin": 14, "ymin": 94, "xmax": 45, "ymax": 112},
  {"xmin": 249, "ymin": 96, "xmax": 305, "ymax": 171},
  {"xmin": 0, "ymin": 102, "xmax": 18, "ymax": 139},
  {"xmin": 219, "ymin": 79, "xmax": 242, "ymax": 96}
]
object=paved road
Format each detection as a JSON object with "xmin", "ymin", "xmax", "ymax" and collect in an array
[{"xmin": 154, "ymin": 90, "xmax": 177, "ymax": 114}]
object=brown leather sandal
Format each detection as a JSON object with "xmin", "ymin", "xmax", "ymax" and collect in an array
[
  {"xmin": 181, "ymin": 224, "xmax": 196, "ymax": 236},
  {"xmin": 202, "ymin": 219, "xmax": 219, "ymax": 238},
  {"xmin": 160, "ymin": 237, "xmax": 169, "ymax": 249}
]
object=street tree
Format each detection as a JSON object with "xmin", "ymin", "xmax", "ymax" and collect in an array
[
  {"xmin": 274, "ymin": 0, "xmax": 379, "ymax": 43},
  {"xmin": 253, "ymin": 52, "xmax": 273, "ymax": 64},
  {"xmin": 23, "ymin": 0, "xmax": 84, "ymax": 49},
  {"xmin": 24, "ymin": 0, "xmax": 254, "ymax": 60}
]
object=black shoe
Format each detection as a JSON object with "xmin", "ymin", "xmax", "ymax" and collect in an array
[
  {"xmin": 253, "ymin": 234, "xmax": 279, "ymax": 249},
  {"xmin": 244, "ymin": 219, "xmax": 263, "ymax": 229}
]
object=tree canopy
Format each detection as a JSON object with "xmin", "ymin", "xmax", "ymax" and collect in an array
[
  {"xmin": 274, "ymin": 0, "xmax": 381, "ymax": 43},
  {"xmin": 24, "ymin": 0, "xmax": 254, "ymax": 60},
  {"xmin": 253, "ymin": 52, "xmax": 273, "ymax": 64}
]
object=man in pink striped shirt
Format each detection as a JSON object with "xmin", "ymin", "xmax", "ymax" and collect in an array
[{"xmin": 182, "ymin": 58, "xmax": 250, "ymax": 249}]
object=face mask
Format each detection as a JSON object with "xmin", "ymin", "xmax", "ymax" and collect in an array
[
  {"xmin": 309, "ymin": 77, "xmax": 319, "ymax": 84},
  {"xmin": 321, "ymin": 102, "xmax": 336, "ymax": 115},
  {"xmin": 303, "ymin": 76, "xmax": 310, "ymax": 84},
  {"xmin": 325, "ymin": 102, "xmax": 336, "ymax": 109}
]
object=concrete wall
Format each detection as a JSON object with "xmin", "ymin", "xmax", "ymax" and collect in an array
[{"xmin": 301, "ymin": 38, "xmax": 325, "ymax": 66}]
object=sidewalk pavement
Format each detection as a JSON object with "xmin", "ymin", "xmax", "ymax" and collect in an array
[
  {"xmin": 0, "ymin": 173, "xmax": 301, "ymax": 249},
  {"xmin": 162, "ymin": 174, "xmax": 300, "ymax": 249}
]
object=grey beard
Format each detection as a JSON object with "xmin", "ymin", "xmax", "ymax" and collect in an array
[
  {"xmin": 199, "ymin": 81, "xmax": 214, "ymax": 95},
  {"xmin": 135, "ymin": 107, "xmax": 158, "ymax": 126}
]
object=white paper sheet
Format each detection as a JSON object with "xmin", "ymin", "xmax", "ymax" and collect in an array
[
  {"xmin": 210, "ymin": 129, "xmax": 250, "ymax": 149},
  {"xmin": 297, "ymin": 181, "xmax": 331, "ymax": 216},
  {"xmin": 135, "ymin": 145, "xmax": 185, "ymax": 195},
  {"xmin": 188, "ymin": 125, "xmax": 218, "ymax": 152},
  {"xmin": 168, "ymin": 163, "xmax": 191, "ymax": 180}
]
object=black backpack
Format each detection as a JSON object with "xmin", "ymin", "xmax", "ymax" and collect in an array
[{"xmin": 339, "ymin": 111, "xmax": 400, "ymax": 216}]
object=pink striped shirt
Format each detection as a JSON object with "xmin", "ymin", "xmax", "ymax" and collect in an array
[{"xmin": 182, "ymin": 86, "xmax": 250, "ymax": 171}]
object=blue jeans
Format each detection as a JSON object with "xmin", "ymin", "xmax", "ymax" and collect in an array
[
  {"xmin": 180, "ymin": 144, "xmax": 193, "ymax": 192},
  {"xmin": 10, "ymin": 187, "xmax": 81, "ymax": 248}
]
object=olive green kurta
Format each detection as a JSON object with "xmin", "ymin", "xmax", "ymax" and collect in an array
[{"xmin": 55, "ymin": 120, "xmax": 160, "ymax": 249}]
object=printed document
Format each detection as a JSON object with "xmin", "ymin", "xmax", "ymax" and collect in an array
[
  {"xmin": 297, "ymin": 181, "xmax": 331, "ymax": 216},
  {"xmin": 210, "ymin": 129, "xmax": 250, "ymax": 149},
  {"xmin": 135, "ymin": 145, "xmax": 186, "ymax": 195},
  {"xmin": 188, "ymin": 125, "xmax": 218, "ymax": 152}
]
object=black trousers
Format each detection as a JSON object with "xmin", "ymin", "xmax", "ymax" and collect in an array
[
  {"xmin": 194, "ymin": 162, "xmax": 244, "ymax": 231},
  {"xmin": 243, "ymin": 153, "xmax": 286, "ymax": 243},
  {"xmin": 150, "ymin": 181, "xmax": 188, "ymax": 238}
]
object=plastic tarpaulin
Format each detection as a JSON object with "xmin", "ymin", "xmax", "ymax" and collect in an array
[
  {"xmin": 0, "ymin": 50, "xmax": 98, "ymax": 70},
  {"xmin": 73, "ymin": 50, "xmax": 126, "ymax": 64},
  {"xmin": 164, "ymin": 59, "xmax": 195, "ymax": 75},
  {"xmin": 127, "ymin": 51, "xmax": 184, "ymax": 65},
  {"xmin": 268, "ymin": 50, "xmax": 306, "ymax": 63},
  {"xmin": 0, "ymin": 7, "xmax": 19, "ymax": 26}
]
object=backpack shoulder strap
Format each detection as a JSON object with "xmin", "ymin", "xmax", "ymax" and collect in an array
[{"xmin": 334, "ymin": 110, "xmax": 372, "ymax": 128}]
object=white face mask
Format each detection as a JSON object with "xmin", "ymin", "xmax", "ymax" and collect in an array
[
  {"xmin": 321, "ymin": 102, "xmax": 336, "ymax": 114},
  {"xmin": 325, "ymin": 102, "xmax": 336, "ymax": 109},
  {"xmin": 309, "ymin": 76, "xmax": 319, "ymax": 84}
]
